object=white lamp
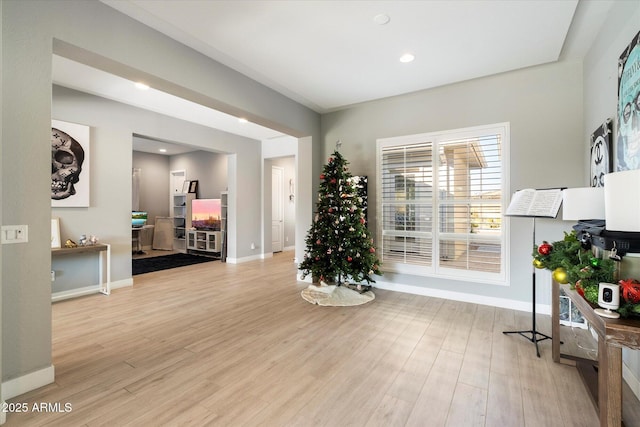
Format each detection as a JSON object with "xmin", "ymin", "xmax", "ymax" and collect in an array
[
  {"xmin": 604, "ymin": 169, "xmax": 640, "ymax": 231},
  {"xmin": 562, "ymin": 187, "xmax": 605, "ymax": 221}
]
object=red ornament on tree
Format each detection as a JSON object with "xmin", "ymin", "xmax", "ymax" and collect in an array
[
  {"xmin": 537, "ymin": 241, "xmax": 553, "ymax": 256},
  {"xmin": 619, "ymin": 279, "xmax": 640, "ymax": 304}
]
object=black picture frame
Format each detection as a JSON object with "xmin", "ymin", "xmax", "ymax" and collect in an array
[{"xmin": 188, "ymin": 180, "xmax": 198, "ymax": 194}]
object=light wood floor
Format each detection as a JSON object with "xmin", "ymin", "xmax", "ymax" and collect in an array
[{"xmin": 6, "ymin": 253, "xmax": 600, "ymax": 426}]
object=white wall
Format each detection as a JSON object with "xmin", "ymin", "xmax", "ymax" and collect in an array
[
  {"xmin": 321, "ymin": 59, "xmax": 584, "ymax": 308},
  {"xmin": 271, "ymin": 156, "xmax": 296, "ymax": 251},
  {"xmin": 263, "ymin": 136, "xmax": 298, "ymax": 255},
  {"xmin": 132, "ymin": 150, "xmax": 171, "ymax": 225},
  {"xmin": 582, "ymin": 0, "xmax": 640, "ymax": 402},
  {"xmin": 169, "ymin": 151, "xmax": 228, "ymax": 200}
]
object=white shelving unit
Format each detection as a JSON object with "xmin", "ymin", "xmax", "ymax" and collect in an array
[
  {"xmin": 172, "ymin": 192, "xmax": 194, "ymax": 253},
  {"xmin": 187, "ymin": 230, "xmax": 222, "ymax": 254}
]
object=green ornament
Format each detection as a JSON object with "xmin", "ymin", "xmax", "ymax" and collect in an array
[{"xmin": 590, "ymin": 257, "xmax": 601, "ymax": 268}]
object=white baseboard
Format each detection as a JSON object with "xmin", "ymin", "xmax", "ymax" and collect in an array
[
  {"xmin": 226, "ymin": 254, "xmax": 263, "ymax": 264},
  {"xmin": 624, "ymin": 362, "xmax": 640, "ymax": 402},
  {"xmin": 372, "ymin": 279, "xmax": 550, "ymax": 314},
  {"xmin": 112, "ymin": 278, "xmax": 134, "ymax": 289},
  {"xmin": 2, "ymin": 365, "xmax": 55, "ymax": 400},
  {"xmin": 52, "ymin": 278, "xmax": 132, "ymax": 302}
]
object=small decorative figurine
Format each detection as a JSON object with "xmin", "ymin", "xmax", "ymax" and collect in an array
[
  {"xmin": 79, "ymin": 234, "xmax": 87, "ymax": 246},
  {"xmin": 64, "ymin": 239, "xmax": 78, "ymax": 248}
]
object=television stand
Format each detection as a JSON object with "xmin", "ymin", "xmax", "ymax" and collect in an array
[{"xmin": 187, "ymin": 230, "xmax": 222, "ymax": 255}]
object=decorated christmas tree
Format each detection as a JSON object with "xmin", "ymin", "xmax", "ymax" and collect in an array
[{"xmin": 299, "ymin": 150, "xmax": 381, "ymax": 289}]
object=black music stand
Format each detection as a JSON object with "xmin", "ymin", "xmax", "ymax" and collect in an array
[{"xmin": 503, "ymin": 188, "xmax": 563, "ymax": 357}]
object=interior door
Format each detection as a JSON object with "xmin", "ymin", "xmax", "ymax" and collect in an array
[{"xmin": 272, "ymin": 166, "xmax": 284, "ymax": 253}]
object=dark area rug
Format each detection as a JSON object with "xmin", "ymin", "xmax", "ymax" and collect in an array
[{"xmin": 133, "ymin": 253, "xmax": 217, "ymax": 275}]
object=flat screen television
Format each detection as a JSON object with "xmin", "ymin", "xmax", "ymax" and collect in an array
[
  {"xmin": 192, "ymin": 198, "xmax": 221, "ymax": 231},
  {"xmin": 132, "ymin": 211, "xmax": 148, "ymax": 228}
]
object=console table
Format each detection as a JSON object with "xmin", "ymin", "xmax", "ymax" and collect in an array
[
  {"xmin": 552, "ymin": 280, "xmax": 640, "ymax": 426},
  {"xmin": 51, "ymin": 243, "xmax": 111, "ymax": 301}
]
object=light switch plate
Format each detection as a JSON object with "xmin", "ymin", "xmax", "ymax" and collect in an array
[{"xmin": 1, "ymin": 225, "xmax": 28, "ymax": 244}]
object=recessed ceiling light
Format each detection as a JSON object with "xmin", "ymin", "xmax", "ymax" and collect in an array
[
  {"xmin": 238, "ymin": 118, "xmax": 249, "ymax": 123},
  {"xmin": 158, "ymin": 148, "xmax": 167, "ymax": 153},
  {"xmin": 135, "ymin": 82, "xmax": 150, "ymax": 90},
  {"xmin": 373, "ymin": 13, "xmax": 390, "ymax": 25},
  {"xmin": 399, "ymin": 53, "xmax": 415, "ymax": 63}
]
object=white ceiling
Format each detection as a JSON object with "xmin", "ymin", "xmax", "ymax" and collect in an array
[
  {"xmin": 99, "ymin": 0, "xmax": 609, "ymax": 112},
  {"xmin": 53, "ymin": 1, "xmax": 613, "ymax": 153}
]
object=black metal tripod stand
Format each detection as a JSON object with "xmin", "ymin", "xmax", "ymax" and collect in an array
[{"xmin": 503, "ymin": 217, "xmax": 551, "ymax": 357}]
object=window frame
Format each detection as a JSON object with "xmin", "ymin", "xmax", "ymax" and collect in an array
[{"xmin": 376, "ymin": 122, "xmax": 510, "ymax": 285}]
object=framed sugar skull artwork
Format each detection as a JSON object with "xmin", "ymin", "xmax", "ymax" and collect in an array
[{"xmin": 51, "ymin": 120, "xmax": 90, "ymax": 207}]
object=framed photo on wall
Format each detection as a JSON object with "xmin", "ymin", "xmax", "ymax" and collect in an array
[
  {"xmin": 51, "ymin": 218, "xmax": 61, "ymax": 249},
  {"xmin": 51, "ymin": 119, "xmax": 90, "ymax": 207},
  {"xmin": 616, "ymin": 30, "xmax": 640, "ymax": 171},
  {"xmin": 590, "ymin": 119, "xmax": 612, "ymax": 187},
  {"xmin": 188, "ymin": 180, "xmax": 198, "ymax": 194}
]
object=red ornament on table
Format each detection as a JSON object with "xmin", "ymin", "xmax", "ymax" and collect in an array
[
  {"xmin": 537, "ymin": 241, "xmax": 553, "ymax": 256},
  {"xmin": 575, "ymin": 280, "xmax": 585, "ymax": 297}
]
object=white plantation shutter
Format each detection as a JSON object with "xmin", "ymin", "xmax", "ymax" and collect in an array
[
  {"xmin": 378, "ymin": 124, "xmax": 508, "ymax": 283},
  {"xmin": 381, "ymin": 143, "xmax": 434, "ymax": 268}
]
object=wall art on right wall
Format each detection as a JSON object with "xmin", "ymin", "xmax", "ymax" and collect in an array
[
  {"xmin": 617, "ymin": 30, "xmax": 640, "ymax": 171},
  {"xmin": 590, "ymin": 119, "xmax": 612, "ymax": 187}
]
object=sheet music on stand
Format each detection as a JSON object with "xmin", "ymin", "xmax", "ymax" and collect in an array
[
  {"xmin": 505, "ymin": 188, "xmax": 563, "ymax": 218},
  {"xmin": 502, "ymin": 187, "xmax": 563, "ymax": 357}
]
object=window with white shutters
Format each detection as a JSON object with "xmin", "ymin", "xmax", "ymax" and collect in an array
[{"xmin": 377, "ymin": 123, "xmax": 508, "ymax": 284}]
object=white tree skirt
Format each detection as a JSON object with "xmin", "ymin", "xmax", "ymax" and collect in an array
[{"xmin": 301, "ymin": 284, "xmax": 375, "ymax": 306}]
